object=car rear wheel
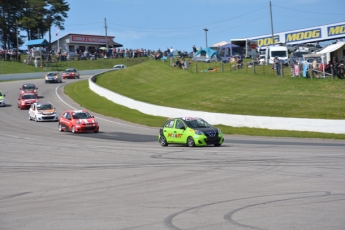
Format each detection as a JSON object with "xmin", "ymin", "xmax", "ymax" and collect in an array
[
  {"xmin": 159, "ymin": 136, "xmax": 168, "ymax": 146},
  {"xmin": 187, "ymin": 137, "xmax": 195, "ymax": 147},
  {"xmin": 71, "ymin": 126, "xmax": 76, "ymax": 133}
]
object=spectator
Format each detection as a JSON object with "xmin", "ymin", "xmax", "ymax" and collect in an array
[
  {"xmin": 337, "ymin": 60, "xmax": 344, "ymax": 79},
  {"xmin": 312, "ymin": 58, "xmax": 319, "ymax": 78},
  {"xmin": 289, "ymin": 58, "xmax": 296, "ymax": 77},
  {"xmin": 274, "ymin": 56, "xmax": 280, "ymax": 75}
]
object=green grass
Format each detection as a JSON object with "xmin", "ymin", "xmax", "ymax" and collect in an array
[
  {"xmin": 95, "ymin": 60, "xmax": 345, "ymax": 119},
  {"xmin": 0, "ymin": 54, "xmax": 148, "ymax": 74},
  {"xmin": 63, "ymin": 59, "xmax": 345, "ymax": 139}
]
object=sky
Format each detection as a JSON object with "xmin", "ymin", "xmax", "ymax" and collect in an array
[{"xmin": 27, "ymin": 0, "xmax": 345, "ymax": 52}]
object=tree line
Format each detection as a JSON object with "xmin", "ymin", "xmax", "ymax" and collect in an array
[{"xmin": 0, "ymin": 0, "xmax": 69, "ymax": 50}]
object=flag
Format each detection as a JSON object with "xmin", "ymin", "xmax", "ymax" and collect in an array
[{"xmin": 56, "ymin": 26, "xmax": 60, "ymax": 36}]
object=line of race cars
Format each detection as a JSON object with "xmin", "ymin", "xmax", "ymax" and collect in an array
[
  {"xmin": 10, "ymin": 69, "xmax": 98, "ymax": 133},
  {"xmin": 3, "ymin": 68, "xmax": 224, "ymax": 146}
]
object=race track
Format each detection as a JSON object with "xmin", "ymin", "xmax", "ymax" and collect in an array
[{"xmin": 1, "ymin": 75, "xmax": 345, "ymax": 230}]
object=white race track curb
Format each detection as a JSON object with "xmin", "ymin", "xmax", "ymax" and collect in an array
[{"xmin": 88, "ymin": 72, "xmax": 345, "ymax": 134}]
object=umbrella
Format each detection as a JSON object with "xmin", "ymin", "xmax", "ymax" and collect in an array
[{"xmin": 99, "ymin": 47, "xmax": 107, "ymax": 50}]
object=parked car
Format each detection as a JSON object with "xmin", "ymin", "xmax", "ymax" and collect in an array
[
  {"xmin": 259, "ymin": 55, "xmax": 266, "ymax": 65},
  {"xmin": 158, "ymin": 117, "xmax": 224, "ymax": 147},
  {"xmin": 62, "ymin": 68, "xmax": 80, "ymax": 79},
  {"xmin": 0, "ymin": 90, "xmax": 5, "ymax": 107},
  {"xmin": 20, "ymin": 83, "xmax": 38, "ymax": 97},
  {"xmin": 28, "ymin": 102, "xmax": 58, "ymax": 122},
  {"xmin": 113, "ymin": 64, "xmax": 126, "ymax": 70},
  {"xmin": 17, "ymin": 93, "xmax": 38, "ymax": 110},
  {"xmin": 58, "ymin": 110, "xmax": 99, "ymax": 133},
  {"xmin": 45, "ymin": 72, "xmax": 62, "ymax": 83}
]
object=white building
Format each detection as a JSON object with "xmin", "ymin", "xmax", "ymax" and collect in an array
[{"xmin": 51, "ymin": 33, "xmax": 123, "ymax": 56}]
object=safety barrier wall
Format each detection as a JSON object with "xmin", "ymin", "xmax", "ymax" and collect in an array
[{"xmin": 89, "ymin": 73, "xmax": 345, "ymax": 134}]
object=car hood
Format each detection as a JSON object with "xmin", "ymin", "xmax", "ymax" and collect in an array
[
  {"xmin": 75, "ymin": 118, "xmax": 96, "ymax": 124},
  {"xmin": 38, "ymin": 109, "xmax": 55, "ymax": 114},
  {"xmin": 22, "ymin": 99, "xmax": 37, "ymax": 102},
  {"xmin": 193, "ymin": 127, "xmax": 219, "ymax": 136},
  {"xmin": 0, "ymin": 96, "xmax": 4, "ymax": 100}
]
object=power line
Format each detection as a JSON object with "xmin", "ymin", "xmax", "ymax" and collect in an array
[
  {"xmin": 107, "ymin": 6, "xmax": 268, "ymax": 30},
  {"xmin": 273, "ymin": 4, "xmax": 345, "ymax": 15}
]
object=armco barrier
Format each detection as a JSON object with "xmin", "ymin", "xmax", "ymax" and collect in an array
[{"xmin": 89, "ymin": 73, "xmax": 345, "ymax": 134}]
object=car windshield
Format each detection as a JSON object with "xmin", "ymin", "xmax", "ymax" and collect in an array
[
  {"xmin": 22, "ymin": 94, "xmax": 36, "ymax": 99},
  {"xmin": 185, "ymin": 118, "xmax": 212, "ymax": 129},
  {"xmin": 37, "ymin": 104, "xmax": 53, "ymax": 110},
  {"xmin": 47, "ymin": 72, "xmax": 56, "ymax": 76},
  {"xmin": 66, "ymin": 69, "xmax": 74, "ymax": 72},
  {"xmin": 271, "ymin": 51, "xmax": 287, "ymax": 57},
  {"xmin": 23, "ymin": 84, "xmax": 35, "ymax": 90},
  {"xmin": 72, "ymin": 112, "xmax": 92, "ymax": 119}
]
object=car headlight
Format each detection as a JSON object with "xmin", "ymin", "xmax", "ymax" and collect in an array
[
  {"xmin": 76, "ymin": 121, "xmax": 82, "ymax": 125},
  {"xmin": 195, "ymin": 130, "xmax": 204, "ymax": 135},
  {"xmin": 217, "ymin": 128, "xmax": 222, "ymax": 134}
]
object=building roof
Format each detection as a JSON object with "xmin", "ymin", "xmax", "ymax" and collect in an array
[{"xmin": 25, "ymin": 39, "xmax": 49, "ymax": 47}]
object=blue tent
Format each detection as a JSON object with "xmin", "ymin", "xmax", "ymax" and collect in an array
[
  {"xmin": 217, "ymin": 43, "xmax": 242, "ymax": 61},
  {"xmin": 25, "ymin": 39, "xmax": 49, "ymax": 47},
  {"xmin": 192, "ymin": 47, "xmax": 222, "ymax": 62}
]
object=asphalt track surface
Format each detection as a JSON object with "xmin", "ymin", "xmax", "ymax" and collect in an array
[{"xmin": 1, "ymin": 73, "xmax": 345, "ymax": 230}]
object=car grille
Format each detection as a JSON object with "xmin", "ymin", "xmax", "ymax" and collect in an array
[
  {"xmin": 82, "ymin": 126, "xmax": 96, "ymax": 130},
  {"xmin": 42, "ymin": 116, "xmax": 55, "ymax": 120},
  {"xmin": 204, "ymin": 137, "xmax": 221, "ymax": 145}
]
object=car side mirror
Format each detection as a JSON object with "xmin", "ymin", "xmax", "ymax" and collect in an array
[
  {"xmin": 91, "ymin": 116, "xmax": 94, "ymax": 118},
  {"xmin": 19, "ymin": 88, "xmax": 22, "ymax": 90},
  {"xmin": 36, "ymin": 88, "xmax": 38, "ymax": 89}
]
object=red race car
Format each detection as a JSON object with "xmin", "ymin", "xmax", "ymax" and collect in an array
[
  {"xmin": 18, "ymin": 92, "xmax": 38, "ymax": 110},
  {"xmin": 62, "ymin": 68, "xmax": 80, "ymax": 79},
  {"xmin": 20, "ymin": 83, "xmax": 38, "ymax": 97},
  {"xmin": 58, "ymin": 110, "xmax": 99, "ymax": 133}
]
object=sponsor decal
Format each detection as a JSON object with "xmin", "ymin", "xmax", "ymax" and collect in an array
[
  {"xmin": 71, "ymin": 35, "xmax": 113, "ymax": 44},
  {"xmin": 254, "ymin": 36, "xmax": 279, "ymax": 46},
  {"xmin": 328, "ymin": 24, "xmax": 345, "ymax": 36},
  {"xmin": 285, "ymin": 29, "xmax": 321, "ymax": 42},
  {"xmin": 168, "ymin": 133, "xmax": 183, "ymax": 138}
]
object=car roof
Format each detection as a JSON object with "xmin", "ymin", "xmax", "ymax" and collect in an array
[
  {"xmin": 20, "ymin": 92, "xmax": 36, "ymax": 95},
  {"xmin": 62, "ymin": 109, "xmax": 87, "ymax": 113}
]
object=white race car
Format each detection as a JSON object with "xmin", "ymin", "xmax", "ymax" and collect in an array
[{"xmin": 28, "ymin": 102, "xmax": 58, "ymax": 122}]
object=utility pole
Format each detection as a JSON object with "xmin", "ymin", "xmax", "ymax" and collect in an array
[
  {"xmin": 16, "ymin": 20, "xmax": 19, "ymax": 60},
  {"xmin": 104, "ymin": 18, "xmax": 108, "ymax": 49},
  {"xmin": 203, "ymin": 28, "xmax": 208, "ymax": 48},
  {"xmin": 269, "ymin": 1, "xmax": 274, "ymax": 45}
]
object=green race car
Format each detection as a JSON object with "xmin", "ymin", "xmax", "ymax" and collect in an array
[
  {"xmin": 0, "ymin": 90, "xmax": 6, "ymax": 107},
  {"xmin": 158, "ymin": 117, "xmax": 224, "ymax": 147}
]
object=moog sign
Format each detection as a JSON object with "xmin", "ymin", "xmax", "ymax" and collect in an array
[
  {"xmin": 328, "ymin": 24, "xmax": 345, "ymax": 36},
  {"xmin": 285, "ymin": 29, "xmax": 321, "ymax": 42},
  {"xmin": 255, "ymin": 35, "xmax": 279, "ymax": 46}
]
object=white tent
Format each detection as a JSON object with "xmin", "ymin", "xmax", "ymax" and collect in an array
[
  {"xmin": 315, "ymin": 42, "xmax": 345, "ymax": 63},
  {"xmin": 211, "ymin": 41, "xmax": 229, "ymax": 48}
]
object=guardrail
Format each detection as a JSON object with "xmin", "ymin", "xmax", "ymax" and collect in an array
[{"xmin": 89, "ymin": 73, "xmax": 345, "ymax": 134}]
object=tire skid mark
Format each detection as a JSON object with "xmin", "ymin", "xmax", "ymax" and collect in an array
[{"xmin": 163, "ymin": 191, "xmax": 331, "ymax": 230}]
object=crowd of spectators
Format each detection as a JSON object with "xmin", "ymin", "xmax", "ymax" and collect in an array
[{"xmin": 0, "ymin": 49, "xmax": 21, "ymax": 61}]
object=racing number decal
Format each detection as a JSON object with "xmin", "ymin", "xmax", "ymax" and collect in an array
[{"xmin": 168, "ymin": 133, "xmax": 183, "ymax": 138}]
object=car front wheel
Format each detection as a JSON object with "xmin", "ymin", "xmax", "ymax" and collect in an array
[
  {"xmin": 58, "ymin": 124, "xmax": 63, "ymax": 132},
  {"xmin": 159, "ymin": 136, "xmax": 168, "ymax": 146},
  {"xmin": 71, "ymin": 126, "xmax": 76, "ymax": 133},
  {"xmin": 187, "ymin": 137, "xmax": 195, "ymax": 147}
]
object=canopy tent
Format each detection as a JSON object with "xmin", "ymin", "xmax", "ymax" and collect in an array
[
  {"xmin": 217, "ymin": 43, "xmax": 241, "ymax": 61},
  {"xmin": 211, "ymin": 41, "xmax": 229, "ymax": 48},
  {"xmin": 313, "ymin": 42, "xmax": 345, "ymax": 63},
  {"xmin": 192, "ymin": 47, "xmax": 222, "ymax": 62},
  {"xmin": 25, "ymin": 39, "xmax": 49, "ymax": 47},
  {"xmin": 109, "ymin": 41, "xmax": 123, "ymax": 48}
]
